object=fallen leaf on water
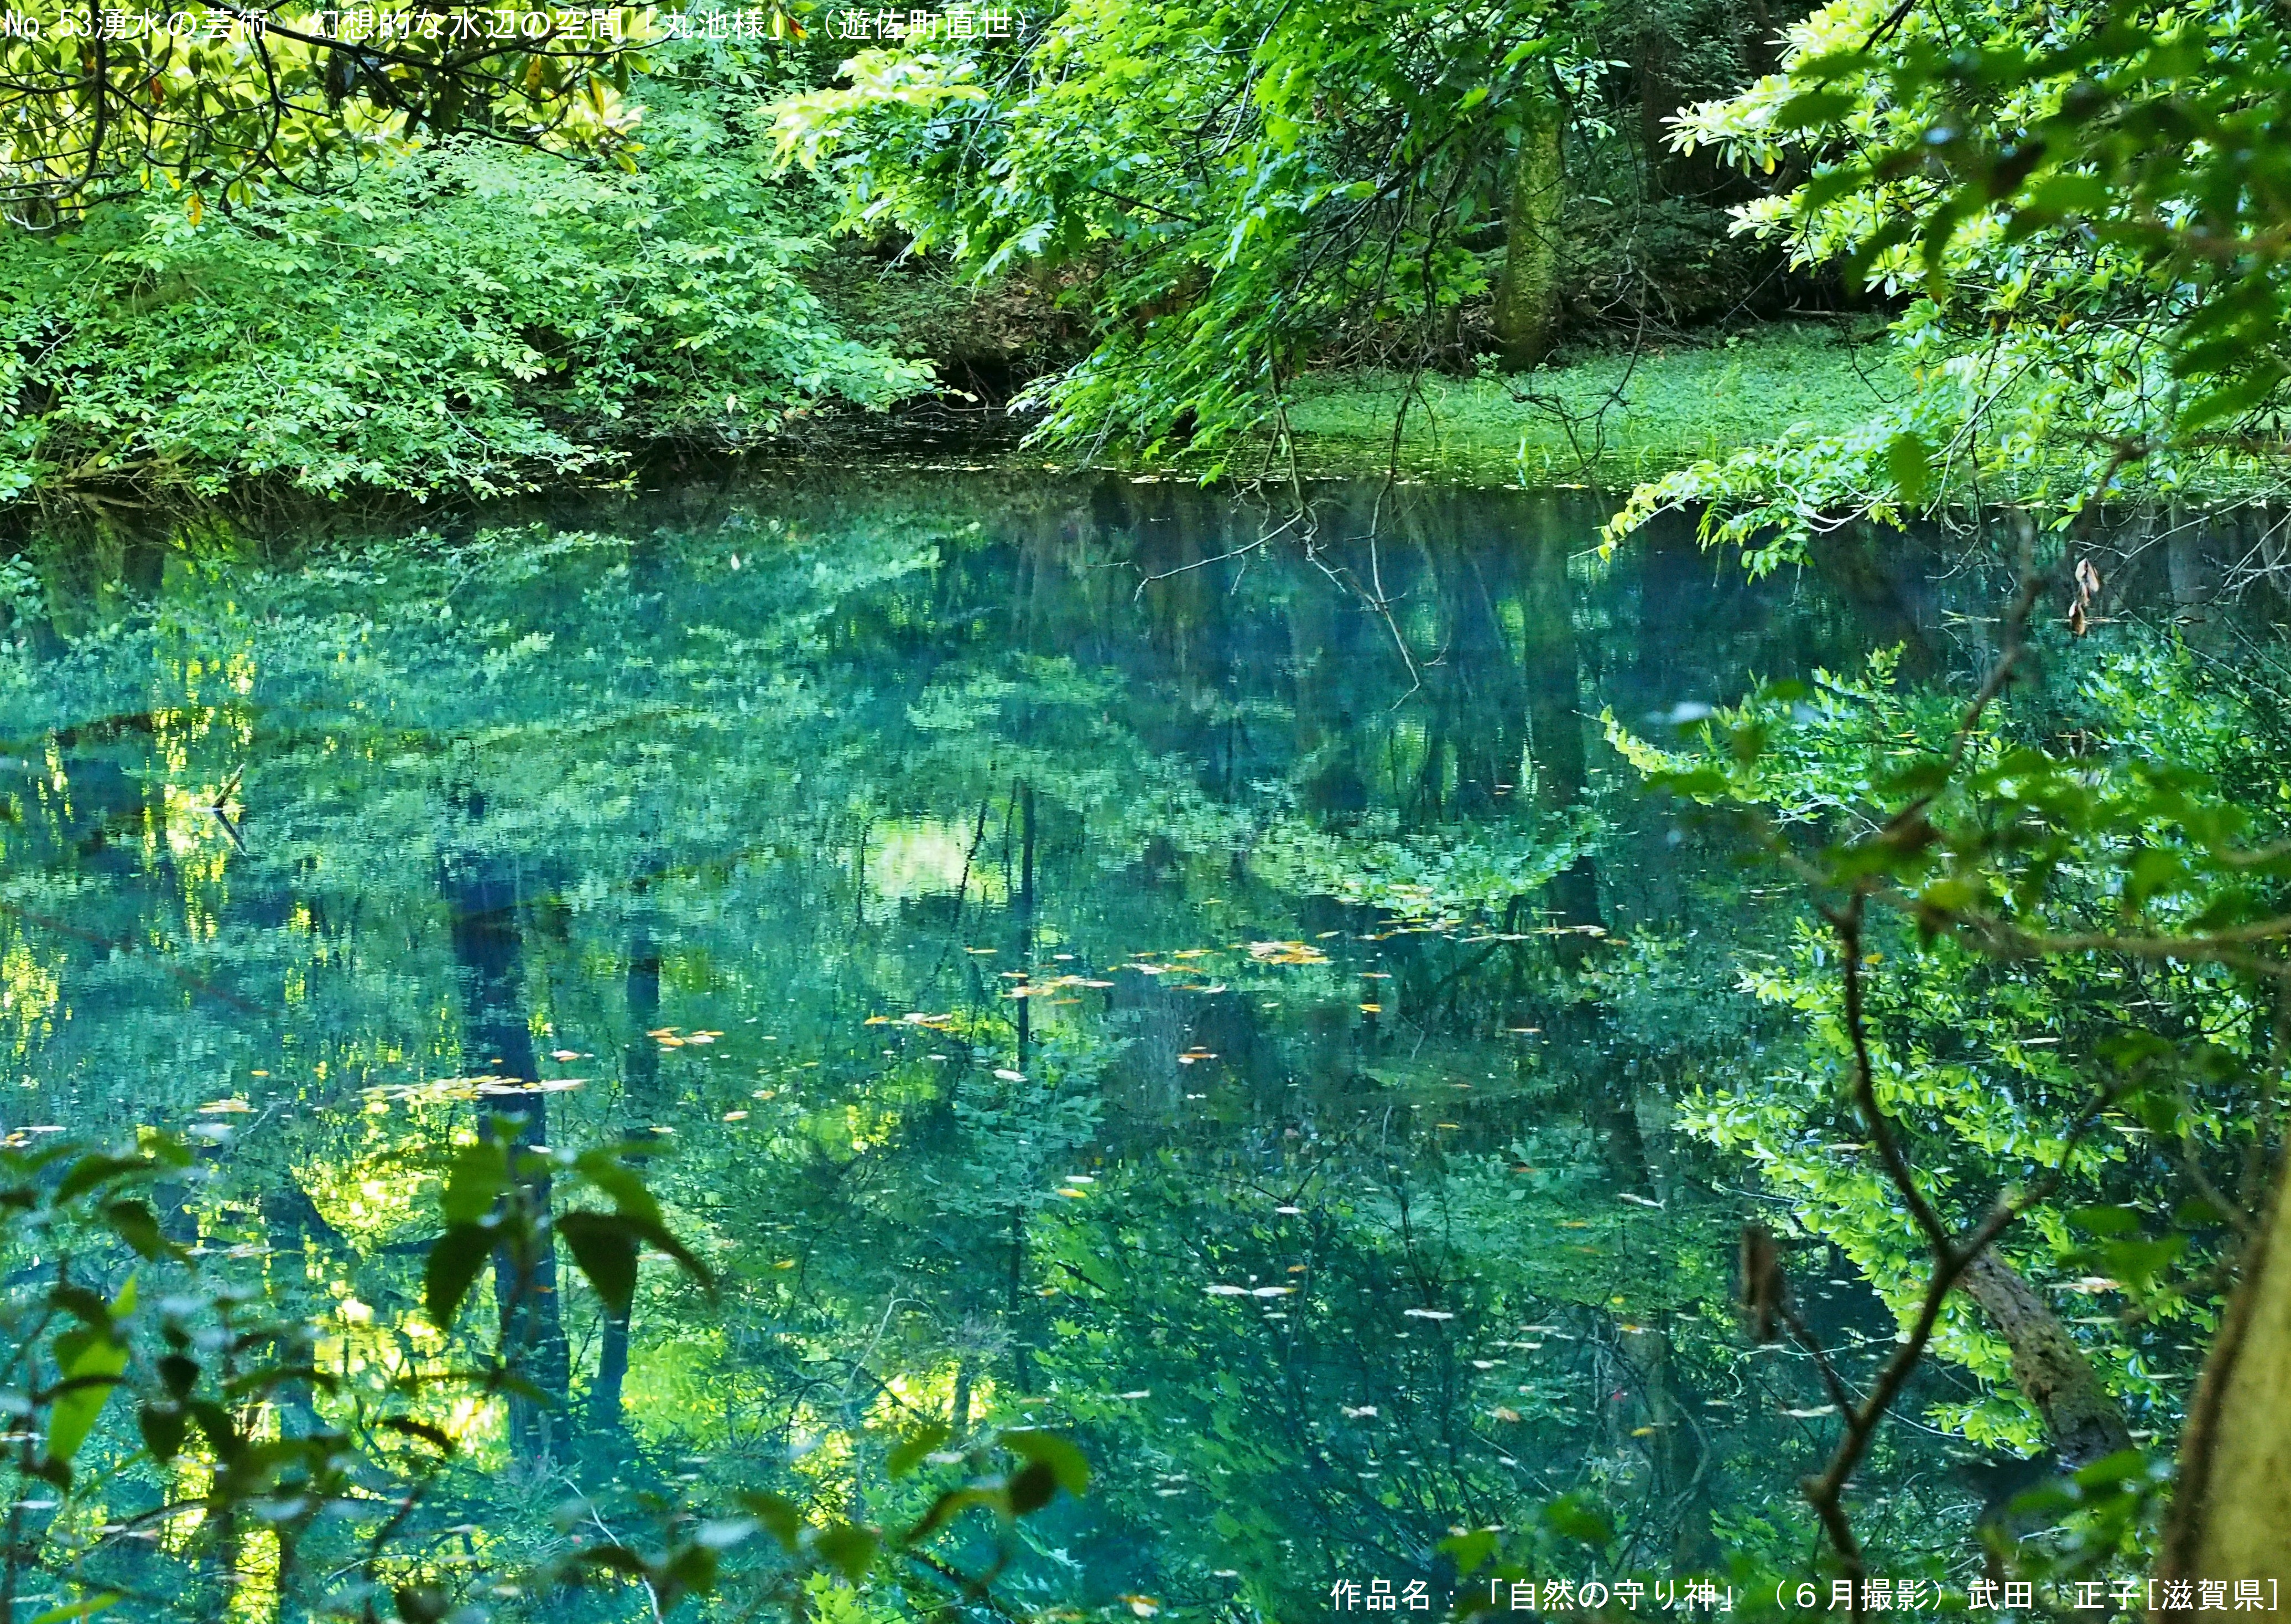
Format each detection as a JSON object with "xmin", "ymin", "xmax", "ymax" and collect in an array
[
  {"xmin": 550, "ymin": 1049, "xmax": 582, "ymax": 1061},
  {"xmin": 1251, "ymin": 1285, "xmax": 1293, "ymax": 1298},
  {"xmin": 1204, "ymin": 1285, "xmax": 1250, "ymax": 1297},
  {"xmin": 1117, "ymin": 1389, "xmax": 1150, "ymax": 1400},
  {"xmin": 994, "ymin": 1068, "xmax": 1025, "ymax": 1082},
  {"xmin": 1274, "ymin": 1205, "xmax": 1303, "ymax": 1214},
  {"xmin": 1341, "ymin": 1404, "xmax": 1378, "ymax": 1419},
  {"xmin": 1122, "ymin": 1597, "xmax": 1159, "ymax": 1618},
  {"xmin": 197, "ymin": 1100, "xmax": 253, "ymax": 1113},
  {"xmin": 1783, "ymin": 1406, "xmax": 1838, "ymax": 1418},
  {"xmin": 1403, "ymin": 1308, "xmax": 1455, "ymax": 1320},
  {"xmin": 1359, "ymin": 1003, "xmax": 1383, "ymax": 1013},
  {"xmin": 1247, "ymin": 940, "xmax": 1329, "ymax": 966},
  {"xmin": 1490, "ymin": 1407, "xmax": 1522, "ymax": 1423}
]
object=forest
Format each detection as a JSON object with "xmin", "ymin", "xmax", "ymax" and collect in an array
[{"xmin": 1, "ymin": 0, "xmax": 2290, "ymax": 1617}]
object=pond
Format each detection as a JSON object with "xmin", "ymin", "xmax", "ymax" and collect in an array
[{"xmin": 0, "ymin": 472, "xmax": 2134, "ymax": 1616}]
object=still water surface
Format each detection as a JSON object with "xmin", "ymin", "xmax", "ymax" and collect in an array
[{"xmin": 1, "ymin": 474, "xmax": 2003, "ymax": 1613}]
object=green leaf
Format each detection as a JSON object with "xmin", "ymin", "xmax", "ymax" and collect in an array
[
  {"xmin": 1007, "ymin": 1459, "xmax": 1058, "ymax": 1513},
  {"xmin": 138, "ymin": 1400, "xmax": 186, "ymax": 1463},
  {"xmin": 102, "ymin": 1199, "xmax": 172, "ymax": 1260},
  {"xmin": 1540, "ymin": 1492, "xmax": 1612, "ymax": 1547},
  {"xmin": 56, "ymin": 1154, "xmax": 152, "ymax": 1206},
  {"xmin": 379, "ymin": 1415, "xmax": 457, "ymax": 1455},
  {"xmin": 439, "ymin": 1140, "xmax": 510, "ymax": 1226},
  {"xmin": 45, "ymin": 1327, "xmax": 129, "ymax": 1469},
  {"xmin": 617, "ymin": 1212, "xmax": 715, "ymax": 1293},
  {"xmin": 394, "ymin": 1583, "xmax": 453, "ymax": 1623},
  {"xmin": 2070, "ymin": 1204, "xmax": 2139, "ymax": 1238},
  {"xmin": 886, "ymin": 1422, "xmax": 951, "ymax": 1478},
  {"xmin": 737, "ymin": 1491, "xmax": 805, "ymax": 1551},
  {"xmin": 556, "ymin": 1211, "xmax": 641, "ymax": 1316},
  {"xmin": 809, "ymin": 1523, "xmax": 880, "ymax": 1583},
  {"xmin": 1437, "ymin": 1528, "xmax": 1499, "ymax": 1575},
  {"xmin": 423, "ymin": 1222, "xmax": 495, "ymax": 1328},
  {"xmin": 1885, "ymin": 431, "xmax": 1932, "ymax": 506},
  {"xmin": 904, "ymin": 1484, "xmax": 1002, "ymax": 1543},
  {"xmin": 1000, "ymin": 1428, "xmax": 1089, "ymax": 1496}
]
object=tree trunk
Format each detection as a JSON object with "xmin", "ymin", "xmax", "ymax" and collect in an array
[
  {"xmin": 1958, "ymin": 1253, "xmax": 2132, "ymax": 1469},
  {"xmin": 1492, "ymin": 82, "xmax": 1565, "ymax": 372},
  {"xmin": 2160, "ymin": 1156, "xmax": 2291, "ymax": 1592}
]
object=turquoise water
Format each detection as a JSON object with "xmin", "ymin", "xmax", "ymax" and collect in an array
[{"xmin": 0, "ymin": 474, "xmax": 2005, "ymax": 1617}]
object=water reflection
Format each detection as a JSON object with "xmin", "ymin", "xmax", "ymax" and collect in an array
[{"xmin": 2, "ymin": 475, "xmax": 2022, "ymax": 1613}]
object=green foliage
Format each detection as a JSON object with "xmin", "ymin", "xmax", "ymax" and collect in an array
[
  {"xmin": 772, "ymin": 0, "xmax": 1596, "ymax": 469},
  {"xmin": 1609, "ymin": 629, "xmax": 2288, "ymax": 1531},
  {"xmin": 0, "ymin": 128, "xmax": 929, "ymax": 508},
  {"xmin": 0, "ymin": 1128, "xmax": 1081, "ymax": 1621},
  {"xmin": 0, "ymin": 1, "xmax": 644, "ymax": 213},
  {"xmin": 1611, "ymin": 0, "xmax": 2291, "ymax": 561}
]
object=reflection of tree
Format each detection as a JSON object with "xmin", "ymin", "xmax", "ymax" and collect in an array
[
  {"xmin": 442, "ymin": 796, "xmax": 571, "ymax": 1460},
  {"xmin": 0, "ymin": 476, "xmax": 2040, "ymax": 1606}
]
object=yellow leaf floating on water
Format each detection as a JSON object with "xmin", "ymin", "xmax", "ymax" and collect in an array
[
  {"xmin": 1122, "ymin": 1599, "xmax": 1159, "ymax": 1618},
  {"xmin": 1491, "ymin": 1406, "xmax": 1522, "ymax": 1423},
  {"xmin": 1248, "ymin": 940, "xmax": 1329, "ymax": 966},
  {"xmin": 197, "ymin": 1099, "xmax": 253, "ymax": 1113}
]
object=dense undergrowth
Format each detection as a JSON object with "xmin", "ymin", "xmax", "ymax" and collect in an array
[{"xmin": 0, "ymin": 91, "xmax": 933, "ymax": 514}]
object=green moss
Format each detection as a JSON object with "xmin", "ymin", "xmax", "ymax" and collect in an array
[{"xmin": 1275, "ymin": 321, "xmax": 1911, "ymax": 487}]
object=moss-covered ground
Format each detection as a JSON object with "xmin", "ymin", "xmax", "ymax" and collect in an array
[{"xmin": 1275, "ymin": 320, "xmax": 1909, "ymax": 487}]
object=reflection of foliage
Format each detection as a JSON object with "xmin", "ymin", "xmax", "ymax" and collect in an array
[
  {"xmin": 1601, "ymin": 613, "xmax": 2291, "ymax": 1584},
  {"xmin": 3, "ymin": 482, "xmax": 2058, "ymax": 1607},
  {"xmin": 0, "ymin": 1130, "xmax": 1084, "ymax": 1622}
]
